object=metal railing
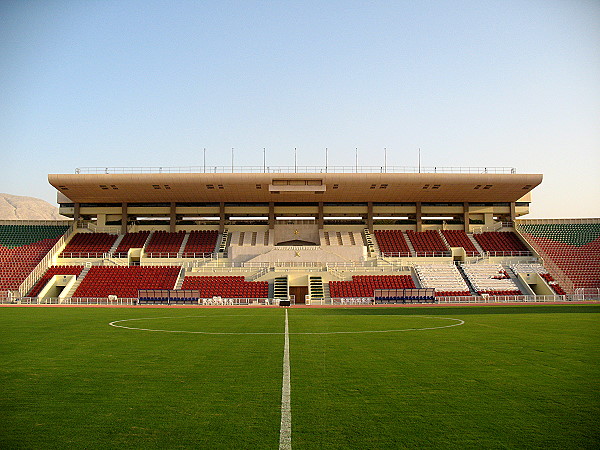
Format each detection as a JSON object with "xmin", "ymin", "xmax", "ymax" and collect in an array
[
  {"xmin": 75, "ymin": 165, "xmax": 517, "ymax": 175},
  {"xmin": 516, "ymin": 218, "xmax": 600, "ymax": 225},
  {"xmin": 0, "ymin": 220, "xmax": 73, "ymax": 226}
]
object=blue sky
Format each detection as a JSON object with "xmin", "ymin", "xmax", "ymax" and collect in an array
[{"xmin": 1, "ymin": 0, "xmax": 598, "ymax": 218}]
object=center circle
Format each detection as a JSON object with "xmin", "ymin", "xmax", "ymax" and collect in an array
[{"xmin": 109, "ymin": 314, "xmax": 465, "ymax": 335}]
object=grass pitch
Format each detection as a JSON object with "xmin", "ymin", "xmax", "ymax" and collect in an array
[{"xmin": 1, "ymin": 305, "xmax": 598, "ymax": 449}]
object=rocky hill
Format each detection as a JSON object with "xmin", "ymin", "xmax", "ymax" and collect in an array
[{"xmin": 0, "ymin": 193, "xmax": 68, "ymax": 220}]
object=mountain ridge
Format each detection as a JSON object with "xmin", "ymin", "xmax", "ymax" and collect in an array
[{"xmin": 0, "ymin": 193, "xmax": 68, "ymax": 220}]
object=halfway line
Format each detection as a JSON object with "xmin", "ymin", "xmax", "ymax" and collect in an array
[{"xmin": 279, "ymin": 309, "xmax": 292, "ymax": 450}]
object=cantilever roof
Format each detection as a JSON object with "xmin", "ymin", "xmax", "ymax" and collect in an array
[{"xmin": 49, "ymin": 172, "xmax": 542, "ymax": 204}]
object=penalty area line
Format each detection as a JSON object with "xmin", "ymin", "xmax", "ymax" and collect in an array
[{"xmin": 279, "ymin": 309, "xmax": 292, "ymax": 450}]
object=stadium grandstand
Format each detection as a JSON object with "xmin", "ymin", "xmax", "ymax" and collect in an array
[{"xmin": 1, "ymin": 165, "xmax": 598, "ymax": 304}]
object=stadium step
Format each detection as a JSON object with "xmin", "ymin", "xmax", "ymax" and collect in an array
[
  {"xmin": 174, "ymin": 267, "xmax": 185, "ymax": 289},
  {"xmin": 273, "ymin": 276, "xmax": 289, "ymax": 300},
  {"xmin": 309, "ymin": 276, "xmax": 324, "ymax": 304},
  {"xmin": 143, "ymin": 231, "xmax": 154, "ymax": 250},
  {"xmin": 403, "ymin": 232, "xmax": 416, "ymax": 257},
  {"xmin": 456, "ymin": 265, "xmax": 479, "ymax": 296},
  {"xmin": 467, "ymin": 234, "xmax": 485, "ymax": 256},
  {"xmin": 63, "ymin": 265, "xmax": 91, "ymax": 299},
  {"xmin": 505, "ymin": 265, "xmax": 533, "ymax": 296},
  {"xmin": 109, "ymin": 234, "xmax": 124, "ymax": 255},
  {"xmin": 177, "ymin": 232, "xmax": 190, "ymax": 258},
  {"xmin": 218, "ymin": 229, "xmax": 229, "ymax": 257},
  {"xmin": 437, "ymin": 230, "xmax": 451, "ymax": 250}
]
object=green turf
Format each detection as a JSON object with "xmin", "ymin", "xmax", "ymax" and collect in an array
[{"xmin": 1, "ymin": 305, "xmax": 598, "ymax": 449}]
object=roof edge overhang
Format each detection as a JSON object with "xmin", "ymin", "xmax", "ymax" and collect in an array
[{"xmin": 49, "ymin": 172, "xmax": 543, "ymax": 204}]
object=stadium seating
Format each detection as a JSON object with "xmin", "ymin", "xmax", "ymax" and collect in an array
[
  {"xmin": 181, "ymin": 275, "xmax": 268, "ymax": 298},
  {"xmin": 414, "ymin": 264, "xmax": 470, "ymax": 296},
  {"xmin": 373, "ymin": 230, "xmax": 411, "ymax": 256},
  {"xmin": 329, "ymin": 275, "xmax": 415, "ymax": 298},
  {"xmin": 182, "ymin": 231, "xmax": 219, "ymax": 257},
  {"xmin": 461, "ymin": 263, "xmax": 521, "ymax": 295},
  {"xmin": 0, "ymin": 225, "xmax": 70, "ymax": 292},
  {"xmin": 145, "ymin": 231, "xmax": 186, "ymax": 257},
  {"xmin": 60, "ymin": 232, "xmax": 117, "ymax": 258},
  {"xmin": 28, "ymin": 265, "xmax": 84, "ymax": 297},
  {"xmin": 114, "ymin": 231, "xmax": 151, "ymax": 257},
  {"xmin": 518, "ymin": 223, "xmax": 600, "ymax": 291},
  {"xmin": 441, "ymin": 230, "xmax": 480, "ymax": 256},
  {"xmin": 72, "ymin": 266, "xmax": 180, "ymax": 298},
  {"xmin": 473, "ymin": 231, "xmax": 530, "ymax": 256},
  {"xmin": 406, "ymin": 230, "xmax": 449, "ymax": 256}
]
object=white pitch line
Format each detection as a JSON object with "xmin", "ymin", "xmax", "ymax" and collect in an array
[
  {"xmin": 108, "ymin": 315, "xmax": 464, "ymax": 335},
  {"xmin": 279, "ymin": 309, "xmax": 292, "ymax": 450}
]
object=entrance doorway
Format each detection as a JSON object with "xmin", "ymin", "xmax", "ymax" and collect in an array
[{"xmin": 289, "ymin": 286, "xmax": 308, "ymax": 304}]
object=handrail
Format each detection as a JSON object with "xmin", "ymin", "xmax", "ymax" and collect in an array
[
  {"xmin": 17, "ymin": 222, "xmax": 75, "ymax": 296},
  {"xmin": 75, "ymin": 165, "xmax": 517, "ymax": 175},
  {"xmin": 0, "ymin": 219, "xmax": 73, "ymax": 226},
  {"xmin": 516, "ymin": 218, "xmax": 600, "ymax": 225}
]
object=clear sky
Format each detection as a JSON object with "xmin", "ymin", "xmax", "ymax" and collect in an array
[{"xmin": 1, "ymin": 0, "xmax": 598, "ymax": 218}]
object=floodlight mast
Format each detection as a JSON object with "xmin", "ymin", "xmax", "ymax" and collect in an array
[{"xmin": 384, "ymin": 147, "xmax": 387, "ymax": 173}]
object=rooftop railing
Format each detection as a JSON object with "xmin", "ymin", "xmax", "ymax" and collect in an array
[{"xmin": 74, "ymin": 165, "xmax": 517, "ymax": 175}]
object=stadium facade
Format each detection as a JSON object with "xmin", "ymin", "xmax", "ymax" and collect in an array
[{"xmin": 1, "ymin": 166, "xmax": 598, "ymax": 304}]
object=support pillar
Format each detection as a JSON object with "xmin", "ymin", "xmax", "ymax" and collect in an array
[
  {"xmin": 415, "ymin": 202, "xmax": 422, "ymax": 232},
  {"xmin": 509, "ymin": 202, "xmax": 516, "ymax": 225},
  {"xmin": 169, "ymin": 202, "xmax": 177, "ymax": 232},
  {"xmin": 219, "ymin": 202, "xmax": 225, "ymax": 233},
  {"xmin": 121, "ymin": 203, "xmax": 128, "ymax": 234},
  {"xmin": 317, "ymin": 202, "xmax": 324, "ymax": 229},
  {"xmin": 269, "ymin": 202, "xmax": 275, "ymax": 230},
  {"xmin": 463, "ymin": 202, "xmax": 470, "ymax": 232},
  {"xmin": 366, "ymin": 202, "xmax": 373, "ymax": 232},
  {"xmin": 73, "ymin": 203, "xmax": 81, "ymax": 223}
]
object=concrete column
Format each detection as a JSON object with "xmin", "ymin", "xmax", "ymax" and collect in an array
[
  {"xmin": 509, "ymin": 202, "xmax": 516, "ymax": 224},
  {"xmin": 73, "ymin": 203, "xmax": 81, "ymax": 222},
  {"xmin": 219, "ymin": 202, "xmax": 225, "ymax": 233},
  {"xmin": 269, "ymin": 202, "xmax": 275, "ymax": 230},
  {"xmin": 463, "ymin": 202, "xmax": 470, "ymax": 232},
  {"xmin": 169, "ymin": 202, "xmax": 177, "ymax": 232},
  {"xmin": 415, "ymin": 202, "xmax": 422, "ymax": 232},
  {"xmin": 121, "ymin": 203, "xmax": 128, "ymax": 234},
  {"xmin": 367, "ymin": 202, "xmax": 373, "ymax": 232},
  {"xmin": 317, "ymin": 202, "xmax": 324, "ymax": 229}
]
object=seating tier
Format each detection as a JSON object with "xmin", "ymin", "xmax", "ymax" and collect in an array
[
  {"xmin": 519, "ymin": 223, "xmax": 600, "ymax": 291},
  {"xmin": 406, "ymin": 230, "xmax": 449, "ymax": 256},
  {"xmin": 145, "ymin": 231, "xmax": 186, "ymax": 257},
  {"xmin": 373, "ymin": 230, "xmax": 411, "ymax": 256},
  {"xmin": 329, "ymin": 275, "xmax": 415, "ymax": 298},
  {"xmin": 0, "ymin": 225, "xmax": 69, "ymax": 292},
  {"xmin": 72, "ymin": 266, "xmax": 180, "ymax": 298},
  {"xmin": 441, "ymin": 230, "xmax": 479, "ymax": 256},
  {"xmin": 61, "ymin": 233, "xmax": 117, "ymax": 258},
  {"xmin": 181, "ymin": 276, "xmax": 268, "ymax": 298},
  {"xmin": 28, "ymin": 265, "xmax": 84, "ymax": 297},
  {"xmin": 114, "ymin": 231, "xmax": 151, "ymax": 257},
  {"xmin": 414, "ymin": 264, "xmax": 470, "ymax": 296},
  {"xmin": 461, "ymin": 264, "xmax": 521, "ymax": 295},
  {"xmin": 473, "ymin": 232, "xmax": 530, "ymax": 256},
  {"xmin": 182, "ymin": 231, "xmax": 219, "ymax": 257}
]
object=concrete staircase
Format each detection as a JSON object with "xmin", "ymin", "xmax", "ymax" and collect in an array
[
  {"xmin": 177, "ymin": 232, "xmax": 190, "ymax": 258},
  {"xmin": 273, "ymin": 276, "xmax": 289, "ymax": 300},
  {"xmin": 468, "ymin": 234, "xmax": 485, "ymax": 256},
  {"xmin": 456, "ymin": 264, "xmax": 479, "ymax": 296},
  {"xmin": 403, "ymin": 232, "xmax": 416, "ymax": 257},
  {"xmin": 63, "ymin": 265, "xmax": 91, "ymax": 298},
  {"xmin": 109, "ymin": 234, "xmax": 124, "ymax": 254}
]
